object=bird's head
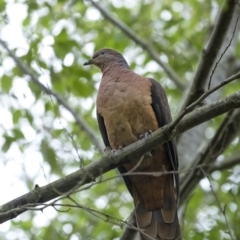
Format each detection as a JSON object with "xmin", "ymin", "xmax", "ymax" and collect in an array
[{"xmin": 83, "ymin": 48, "xmax": 129, "ymax": 71}]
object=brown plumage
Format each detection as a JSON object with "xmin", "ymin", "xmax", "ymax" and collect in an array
[{"xmin": 84, "ymin": 48, "xmax": 181, "ymax": 240}]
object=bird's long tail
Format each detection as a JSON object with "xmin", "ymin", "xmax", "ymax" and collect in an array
[{"xmin": 133, "ymin": 176, "xmax": 182, "ymax": 240}]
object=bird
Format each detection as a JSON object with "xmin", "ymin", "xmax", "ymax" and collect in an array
[{"xmin": 84, "ymin": 48, "xmax": 181, "ymax": 240}]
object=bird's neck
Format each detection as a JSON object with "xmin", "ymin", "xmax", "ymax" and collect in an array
[{"xmin": 101, "ymin": 62, "xmax": 130, "ymax": 75}]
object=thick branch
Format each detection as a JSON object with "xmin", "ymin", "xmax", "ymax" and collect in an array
[
  {"xmin": 181, "ymin": 0, "xmax": 237, "ymax": 109},
  {"xmin": 0, "ymin": 91, "xmax": 240, "ymax": 224},
  {"xmin": 0, "ymin": 39, "xmax": 104, "ymax": 153},
  {"xmin": 88, "ymin": 0, "xmax": 185, "ymax": 90}
]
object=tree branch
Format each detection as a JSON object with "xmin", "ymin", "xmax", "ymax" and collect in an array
[
  {"xmin": 210, "ymin": 152, "xmax": 240, "ymax": 172},
  {"xmin": 88, "ymin": 0, "xmax": 185, "ymax": 90},
  {"xmin": 1, "ymin": 91, "xmax": 240, "ymax": 224},
  {"xmin": 208, "ymin": 14, "xmax": 239, "ymax": 90},
  {"xmin": 119, "ymin": 212, "xmax": 138, "ymax": 240},
  {"xmin": 0, "ymin": 39, "xmax": 104, "ymax": 153},
  {"xmin": 200, "ymin": 168, "xmax": 234, "ymax": 240},
  {"xmin": 180, "ymin": 109, "xmax": 240, "ymax": 204},
  {"xmin": 181, "ymin": 0, "xmax": 237, "ymax": 109},
  {"xmin": 171, "ymin": 71, "xmax": 240, "ymax": 129}
]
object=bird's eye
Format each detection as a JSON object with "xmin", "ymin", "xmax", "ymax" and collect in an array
[{"xmin": 100, "ymin": 51, "xmax": 105, "ymax": 55}]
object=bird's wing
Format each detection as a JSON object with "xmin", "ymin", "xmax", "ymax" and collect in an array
[{"xmin": 148, "ymin": 78, "xmax": 179, "ymax": 203}]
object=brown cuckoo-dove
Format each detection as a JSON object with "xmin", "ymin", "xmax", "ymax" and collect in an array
[{"xmin": 84, "ymin": 48, "xmax": 181, "ymax": 240}]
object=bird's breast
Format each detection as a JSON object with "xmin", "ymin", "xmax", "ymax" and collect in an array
[{"xmin": 97, "ymin": 74, "xmax": 159, "ymax": 149}]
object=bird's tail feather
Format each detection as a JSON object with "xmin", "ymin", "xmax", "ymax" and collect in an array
[{"xmin": 133, "ymin": 180, "xmax": 182, "ymax": 240}]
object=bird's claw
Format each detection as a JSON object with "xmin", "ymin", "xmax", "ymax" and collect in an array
[
  {"xmin": 140, "ymin": 130, "xmax": 152, "ymax": 141},
  {"xmin": 104, "ymin": 146, "xmax": 112, "ymax": 153},
  {"xmin": 140, "ymin": 130, "xmax": 153, "ymax": 158},
  {"xmin": 104, "ymin": 146, "xmax": 123, "ymax": 157},
  {"xmin": 111, "ymin": 149, "xmax": 116, "ymax": 156},
  {"xmin": 144, "ymin": 152, "xmax": 152, "ymax": 158}
]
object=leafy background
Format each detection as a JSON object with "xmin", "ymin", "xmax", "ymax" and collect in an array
[{"xmin": 0, "ymin": 0, "xmax": 240, "ymax": 240}]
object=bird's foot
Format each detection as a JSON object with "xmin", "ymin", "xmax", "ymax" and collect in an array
[
  {"xmin": 144, "ymin": 152, "xmax": 152, "ymax": 158},
  {"xmin": 111, "ymin": 146, "xmax": 123, "ymax": 155},
  {"xmin": 104, "ymin": 146, "xmax": 123, "ymax": 157},
  {"xmin": 118, "ymin": 145, "xmax": 123, "ymax": 151},
  {"xmin": 104, "ymin": 146, "xmax": 112, "ymax": 153},
  {"xmin": 139, "ymin": 130, "xmax": 153, "ymax": 158},
  {"xmin": 104, "ymin": 146, "xmax": 115, "ymax": 156},
  {"xmin": 139, "ymin": 130, "xmax": 152, "ymax": 142}
]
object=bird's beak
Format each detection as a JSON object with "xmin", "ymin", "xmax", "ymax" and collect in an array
[{"xmin": 83, "ymin": 59, "xmax": 93, "ymax": 66}]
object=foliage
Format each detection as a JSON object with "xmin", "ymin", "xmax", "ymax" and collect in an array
[{"xmin": 0, "ymin": 0, "xmax": 239, "ymax": 240}]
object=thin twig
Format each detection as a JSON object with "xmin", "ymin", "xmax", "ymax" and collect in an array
[
  {"xmin": 180, "ymin": 109, "xmax": 240, "ymax": 204},
  {"xmin": 0, "ymin": 39, "xmax": 104, "ymax": 153},
  {"xmin": 210, "ymin": 153, "xmax": 240, "ymax": 172},
  {"xmin": 171, "ymin": 71, "xmax": 240, "ymax": 129},
  {"xmin": 47, "ymin": 86, "xmax": 84, "ymax": 166},
  {"xmin": 88, "ymin": 0, "xmax": 185, "ymax": 90},
  {"xmin": 67, "ymin": 196, "xmax": 155, "ymax": 239},
  {"xmin": 208, "ymin": 14, "xmax": 239, "ymax": 89},
  {"xmin": 200, "ymin": 168, "xmax": 234, "ymax": 240},
  {"xmin": 68, "ymin": 196, "xmax": 124, "ymax": 226},
  {"xmin": 127, "ymin": 155, "xmax": 145, "ymax": 173},
  {"xmin": 120, "ymin": 212, "xmax": 137, "ymax": 240},
  {"xmin": 180, "ymin": 193, "xmax": 195, "ymax": 235},
  {"xmin": 181, "ymin": 0, "xmax": 237, "ymax": 108}
]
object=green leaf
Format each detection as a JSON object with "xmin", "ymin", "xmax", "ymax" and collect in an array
[
  {"xmin": 2, "ymin": 136, "xmax": 15, "ymax": 152},
  {"xmin": 24, "ymin": 110, "xmax": 34, "ymax": 126},
  {"xmin": 40, "ymin": 140, "xmax": 58, "ymax": 170},
  {"xmin": 1, "ymin": 75, "xmax": 13, "ymax": 92},
  {"xmin": 12, "ymin": 110, "xmax": 22, "ymax": 124},
  {"xmin": 13, "ymin": 128, "xmax": 25, "ymax": 139}
]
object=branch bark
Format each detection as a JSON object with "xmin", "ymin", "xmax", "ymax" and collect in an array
[
  {"xmin": 181, "ymin": 0, "xmax": 237, "ymax": 109},
  {"xmin": 180, "ymin": 109, "xmax": 240, "ymax": 205},
  {"xmin": 178, "ymin": 2, "xmax": 240, "ymax": 169},
  {"xmin": 1, "ymin": 91, "xmax": 240, "ymax": 224},
  {"xmin": 170, "ymin": 71, "xmax": 240, "ymax": 129}
]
